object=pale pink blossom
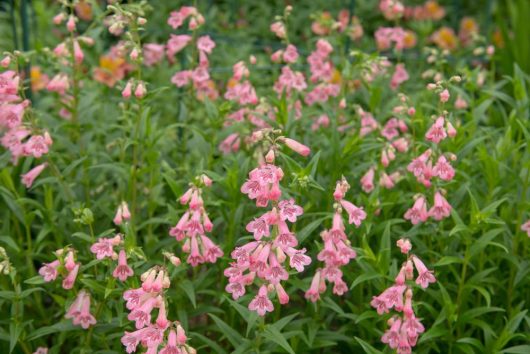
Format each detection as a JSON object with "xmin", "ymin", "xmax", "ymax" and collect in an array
[{"xmin": 21, "ymin": 163, "xmax": 47, "ymax": 188}]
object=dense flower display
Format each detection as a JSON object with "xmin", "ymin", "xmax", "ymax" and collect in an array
[{"xmin": 0, "ymin": 0, "xmax": 527, "ymax": 353}]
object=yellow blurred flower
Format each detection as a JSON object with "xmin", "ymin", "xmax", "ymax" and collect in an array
[
  {"xmin": 431, "ymin": 27, "xmax": 458, "ymax": 51},
  {"xmin": 31, "ymin": 66, "xmax": 49, "ymax": 92}
]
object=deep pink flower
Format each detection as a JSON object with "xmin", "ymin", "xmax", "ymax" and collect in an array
[{"xmin": 428, "ymin": 191, "xmax": 452, "ymax": 221}]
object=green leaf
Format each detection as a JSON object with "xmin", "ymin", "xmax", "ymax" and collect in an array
[
  {"xmin": 208, "ymin": 314, "xmax": 243, "ymax": 347},
  {"xmin": 179, "ymin": 280, "xmax": 196, "ymax": 308},
  {"xmin": 354, "ymin": 336, "xmax": 382, "ymax": 354},
  {"xmin": 262, "ymin": 325, "xmax": 295, "ymax": 354}
]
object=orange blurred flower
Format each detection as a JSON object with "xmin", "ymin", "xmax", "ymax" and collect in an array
[
  {"xmin": 459, "ymin": 17, "xmax": 479, "ymax": 46},
  {"xmin": 75, "ymin": 0, "xmax": 93, "ymax": 21},
  {"xmin": 31, "ymin": 66, "xmax": 50, "ymax": 92},
  {"xmin": 431, "ymin": 27, "xmax": 458, "ymax": 51},
  {"xmin": 93, "ymin": 55, "xmax": 127, "ymax": 87}
]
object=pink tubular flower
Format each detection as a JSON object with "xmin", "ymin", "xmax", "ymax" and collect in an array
[
  {"xmin": 404, "ymin": 196, "xmax": 428, "ymax": 224},
  {"xmin": 113, "ymin": 250, "xmax": 134, "ymax": 281},
  {"xmin": 33, "ymin": 347, "xmax": 48, "ymax": 354},
  {"xmin": 412, "ymin": 256, "xmax": 436, "ymax": 288},
  {"xmin": 439, "ymin": 89, "xmax": 450, "ymax": 103},
  {"xmin": 396, "ymin": 239, "xmax": 412, "ymax": 254},
  {"xmin": 305, "ymin": 270, "xmax": 324, "ymax": 302},
  {"xmin": 62, "ymin": 263, "xmax": 79, "ymax": 290},
  {"xmin": 340, "ymin": 200, "xmax": 367, "ymax": 227},
  {"xmin": 248, "ymin": 285, "xmax": 274, "ymax": 316},
  {"xmin": 169, "ymin": 176, "xmax": 223, "ymax": 266},
  {"xmin": 90, "ymin": 237, "xmax": 117, "ymax": 259},
  {"xmin": 65, "ymin": 290, "xmax": 97, "ymax": 329},
  {"xmin": 283, "ymin": 138, "xmax": 310, "ymax": 156},
  {"xmin": 270, "ymin": 21, "xmax": 286, "ymax": 39},
  {"xmin": 143, "ymin": 43, "xmax": 165, "ymax": 66},
  {"xmin": 382, "ymin": 318, "xmax": 402, "ymax": 349},
  {"xmin": 425, "ymin": 117, "xmax": 447, "ymax": 144},
  {"xmin": 391, "ymin": 63, "xmax": 409, "ymax": 90},
  {"xmin": 283, "ymin": 44, "xmax": 299, "ymax": 63},
  {"xmin": 521, "ymin": 220, "xmax": 530, "ymax": 237},
  {"xmin": 433, "ymin": 155, "xmax": 455, "ymax": 181},
  {"xmin": 428, "ymin": 191, "xmax": 452, "ymax": 221},
  {"xmin": 114, "ymin": 201, "xmax": 131, "ymax": 225},
  {"xmin": 39, "ymin": 260, "xmax": 60, "ymax": 282},
  {"xmin": 21, "ymin": 163, "xmax": 47, "ymax": 188},
  {"xmin": 197, "ymin": 36, "xmax": 215, "ymax": 54},
  {"xmin": 361, "ymin": 167, "xmax": 375, "ymax": 193}
]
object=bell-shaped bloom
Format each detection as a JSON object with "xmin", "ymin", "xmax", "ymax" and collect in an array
[
  {"xmin": 21, "ymin": 163, "xmax": 47, "ymax": 188},
  {"xmin": 428, "ymin": 192, "xmax": 452, "ymax": 221},
  {"xmin": 248, "ymin": 285, "xmax": 274, "ymax": 316},
  {"xmin": 113, "ymin": 250, "xmax": 134, "ymax": 281},
  {"xmin": 404, "ymin": 196, "xmax": 428, "ymax": 224},
  {"xmin": 412, "ymin": 256, "xmax": 436, "ymax": 288}
]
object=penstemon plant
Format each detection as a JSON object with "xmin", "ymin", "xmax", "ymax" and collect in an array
[{"xmin": 0, "ymin": 1, "xmax": 529, "ymax": 353}]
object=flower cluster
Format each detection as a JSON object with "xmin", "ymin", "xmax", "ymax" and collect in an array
[
  {"xmin": 358, "ymin": 96, "xmax": 414, "ymax": 193},
  {"xmin": 371, "ymin": 239, "xmax": 436, "ymax": 353},
  {"xmin": 90, "ymin": 234, "xmax": 134, "ymax": 282},
  {"xmin": 404, "ymin": 81, "xmax": 457, "ymax": 224},
  {"xmin": 306, "ymin": 177, "xmax": 366, "ymax": 301},
  {"xmin": 122, "ymin": 266, "xmax": 196, "ymax": 353},
  {"xmin": 39, "ymin": 248, "xmax": 81, "ymax": 290},
  {"xmin": 169, "ymin": 174, "xmax": 223, "ymax": 266},
  {"xmin": 311, "ymin": 10, "xmax": 364, "ymax": 41},
  {"xmin": 0, "ymin": 69, "xmax": 51, "ymax": 186},
  {"xmin": 305, "ymin": 39, "xmax": 341, "ymax": 106},
  {"xmin": 224, "ymin": 132, "xmax": 312, "ymax": 316},
  {"xmin": 169, "ymin": 6, "xmax": 218, "ymax": 100}
]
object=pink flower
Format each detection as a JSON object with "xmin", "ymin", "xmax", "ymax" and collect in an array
[
  {"xmin": 166, "ymin": 34, "xmax": 192, "ymax": 58},
  {"xmin": 432, "ymin": 155, "xmax": 455, "ymax": 181},
  {"xmin": 143, "ymin": 43, "xmax": 165, "ymax": 66},
  {"xmin": 455, "ymin": 95, "xmax": 468, "ymax": 109},
  {"xmin": 396, "ymin": 239, "xmax": 412, "ymax": 254},
  {"xmin": 340, "ymin": 200, "xmax": 367, "ymax": 227},
  {"xmin": 381, "ymin": 318, "xmax": 402, "ymax": 349},
  {"xmin": 62, "ymin": 263, "xmax": 79, "ymax": 290},
  {"xmin": 270, "ymin": 21, "xmax": 286, "ymax": 39},
  {"xmin": 391, "ymin": 63, "xmax": 409, "ymax": 90},
  {"xmin": 425, "ymin": 117, "xmax": 447, "ymax": 144},
  {"xmin": 283, "ymin": 44, "xmax": 299, "ymax": 63},
  {"xmin": 114, "ymin": 201, "xmax": 131, "ymax": 225},
  {"xmin": 287, "ymin": 247, "xmax": 311, "ymax": 272},
  {"xmin": 305, "ymin": 270, "xmax": 324, "ymax": 302},
  {"xmin": 21, "ymin": 163, "xmax": 47, "ymax": 188},
  {"xmin": 46, "ymin": 73, "xmax": 69, "ymax": 95},
  {"xmin": 90, "ymin": 238, "xmax": 116, "ymax": 260},
  {"xmin": 428, "ymin": 191, "xmax": 452, "ymax": 221},
  {"xmin": 171, "ymin": 70, "xmax": 192, "ymax": 87},
  {"xmin": 113, "ymin": 250, "xmax": 134, "ymax": 281},
  {"xmin": 65, "ymin": 291, "xmax": 97, "ymax": 329},
  {"xmin": 404, "ymin": 196, "xmax": 428, "ymax": 225},
  {"xmin": 283, "ymin": 138, "xmax": 310, "ymax": 156},
  {"xmin": 122, "ymin": 81, "xmax": 132, "ymax": 99},
  {"xmin": 23, "ymin": 135, "xmax": 52, "ymax": 158},
  {"xmin": 412, "ymin": 256, "xmax": 436, "ymax": 288},
  {"xmin": 248, "ymin": 285, "xmax": 274, "ymax": 316},
  {"xmin": 361, "ymin": 168, "xmax": 375, "ymax": 193},
  {"xmin": 521, "ymin": 220, "xmax": 530, "ymax": 237},
  {"xmin": 33, "ymin": 347, "xmax": 48, "ymax": 354},
  {"xmin": 197, "ymin": 35, "xmax": 215, "ymax": 54},
  {"xmin": 0, "ymin": 102, "xmax": 26, "ymax": 129},
  {"xmin": 134, "ymin": 82, "xmax": 146, "ymax": 98},
  {"xmin": 439, "ymin": 89, "xmax": 450, "ymax": 103},
  {"xmin": 278, "ymin": 199, "xmax": 303, "ymax": 222},
  {"xmin": 38, "ymin": 259, "xmax": 60, "ymax": 282}
]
